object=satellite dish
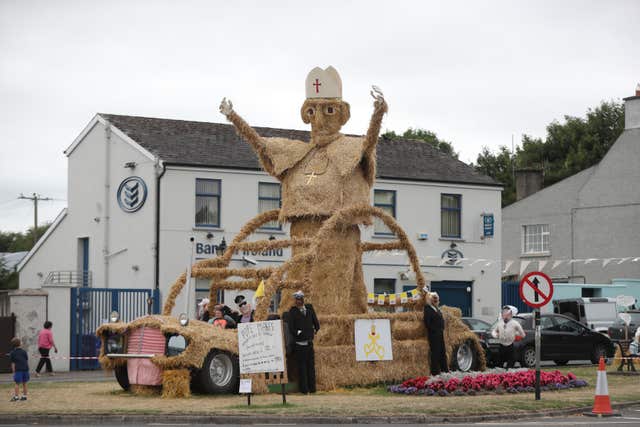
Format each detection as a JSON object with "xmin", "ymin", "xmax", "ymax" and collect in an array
[
  {"xmin": 619, "ymin": 313, "xmax": 632, "ymax": 326},
  {"xmin": 616, "ymin": 295, "xmax": 636, "ymax": 308}
]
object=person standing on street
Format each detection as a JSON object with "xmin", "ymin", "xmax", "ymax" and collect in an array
[
  {"xmin": 423, "ymin": 292, "xmax": 448, "ymax": 375},
  {"xmin": 35, "ymin": 321, "xmax": 57, "ymax": 377},
  {"xmin": 491, "ymin": 305, "xmax": 526, "ymax": 369},
  {"xmin": 287, "ymin": 290, "xmax": 320, "ymax": 394}
]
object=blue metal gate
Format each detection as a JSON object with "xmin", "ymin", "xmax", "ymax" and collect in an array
[
  {"xmin": 69, "ymin": 288, "xmax": 160, "ymax": 370},
  {"xmin": 430, "ymin": 281, "xmax": 473, "ymax": 317},
  {"xmin": 501, "ymin": 281, "xmax": 532, "ymax": 314}
]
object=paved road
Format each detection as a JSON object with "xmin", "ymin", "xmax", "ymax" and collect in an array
[{"xmin": 3, "ymin": 405, "xmax": 640, "ymax": 426}]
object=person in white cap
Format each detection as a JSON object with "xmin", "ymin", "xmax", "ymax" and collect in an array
[
  {"xmin": 629, "ymin": 327, "xmax": 640, "ymax": 357},
  {"xmin": 197, "ymin": 298, "xmax": 210, "ymax": 322},
  {"xmin": 491, "ymin": 305, "xmax": 526, "ymax": 369},
  {"xmin": 219, "ymin": 66, "xmax": 388, "ymax": 316},
  {"xmin": 287, "ymin": 290, "xmax": 320, "ymax": 394},
  {"xmin": 423, "ymin": 292, "xmax": 448, "ymax": 375}
]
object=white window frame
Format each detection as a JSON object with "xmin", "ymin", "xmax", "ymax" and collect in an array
[{"xmin": 522, "ymin": 224, "xmax": 550, "ymax": 255}]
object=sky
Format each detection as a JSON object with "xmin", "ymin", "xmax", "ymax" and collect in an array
[{"xmin": 1, "ymin": 0, "xmax": 639, "ymax": 233}]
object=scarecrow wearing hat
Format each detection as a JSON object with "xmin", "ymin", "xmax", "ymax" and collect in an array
[
  {"xmin": 286, "ymin": 290, "xmax": 320, "ymax": 393},
  {"xmin": 491, "ymin": 305, "xmax": 526, "ymax": 369},
  {"xmin": 220, "ymin": 66, "xmax": 387, "ymax": 316}
]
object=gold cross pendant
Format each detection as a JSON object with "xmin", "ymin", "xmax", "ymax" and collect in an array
[{"xmin": 305, "ymin": 171, "xmax": 318, "ymax": 185}]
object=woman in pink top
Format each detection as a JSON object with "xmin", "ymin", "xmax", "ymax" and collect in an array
[{"xmin": 35, "ymin": 321, "xmax": 57, "ymax": 376}]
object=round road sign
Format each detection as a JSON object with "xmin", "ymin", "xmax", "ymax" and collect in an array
[{"xmin": 519, "ymin": 271, "xmax": 554, "ymax": 309}]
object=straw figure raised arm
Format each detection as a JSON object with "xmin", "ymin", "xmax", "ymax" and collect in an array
[{"xmin": 220, "ymin": 66, "xmax": 388, "ymax": 315}]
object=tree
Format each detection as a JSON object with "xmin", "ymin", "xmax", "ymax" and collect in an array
[
  {"xmin": 383, "ymin": 128, "xmax": 458, "ymax": 159},
  {"xmin": 0, "ymin": 256, "xmax": 18, "ymax": 290},
  {"xmin": 474, "ymin": 100, "xmax": 624, "ymax": 206},
  {"xmin": 473, "ymin": 146, "xmax": 516, "ymax": 206},
  {"xmin": 0, "ymin": 224, "xmax": 50, "ymax": 253}
]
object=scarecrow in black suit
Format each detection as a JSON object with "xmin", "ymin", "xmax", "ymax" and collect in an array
[{"xmin": 423, "ymin": 292, "xmax": 448, "ymax": 375}]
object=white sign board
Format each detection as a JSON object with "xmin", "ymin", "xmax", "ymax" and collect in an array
[
  {"xmin": 239, "ymin": 378, "xmax": 252, "ymax": 394},
  {"xmin": 354, "ymin": 319, "xmax": 393, "ymax": 361},
  {"xmin": 237, "ymin": 320, "xmax": 285, "ymax": 374}
]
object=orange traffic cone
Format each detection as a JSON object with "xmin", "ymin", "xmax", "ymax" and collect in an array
[{"xmin": 583, "ymin": 357, "xmax": 620, "ymax": 417}]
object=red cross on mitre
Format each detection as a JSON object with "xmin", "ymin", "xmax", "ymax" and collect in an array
[
  {"xmin": 313, "ymin": 78, "xmax": 322, "ymax": 93},
  {"xmin": 305, "ymin": 66, "xmax": 342, "ymax": 99}
]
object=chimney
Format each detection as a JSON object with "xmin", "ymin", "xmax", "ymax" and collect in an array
[
  {"xmin": 623, "ymin": 83, "xmax": 640, "ymax": 130},
  {"xmin": 515, "ymin": 168, "xmax": 543, "ymax": 201}
]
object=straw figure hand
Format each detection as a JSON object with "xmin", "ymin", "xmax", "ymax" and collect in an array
[
  {"xmin": 219, "ymin": 98, "xmax": 234, "ymax": 117},
  {"xmin": 370, "ymin": 85, "xmax": 387, "ymax": 112}
]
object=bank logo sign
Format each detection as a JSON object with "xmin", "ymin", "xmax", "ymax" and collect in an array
[{"xmin": 117, "ymin": 176, "xmax": 147, "ymax": 213}]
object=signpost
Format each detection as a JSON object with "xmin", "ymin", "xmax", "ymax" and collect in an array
[{"xmin": 519, "ymin": 271, "xmax": 554, "ymax": 401}]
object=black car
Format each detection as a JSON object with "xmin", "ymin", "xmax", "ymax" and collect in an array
[
  {"xmin": 608, "ymin": 311, "xmax": 640, "ymax": 342},
  {"xmin": 484, "ymin": 313, "xmax": 615, "ymax": 368},
  {"xmin": 461, "ymin": 317, "xmax": 492, "ymax": 333}
]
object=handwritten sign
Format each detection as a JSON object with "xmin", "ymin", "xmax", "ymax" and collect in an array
[{"xmin": 237, "ymin": 320, "xmax": 285, "ymax": 374}]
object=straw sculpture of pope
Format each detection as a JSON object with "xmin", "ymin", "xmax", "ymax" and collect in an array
[{"xmin": 219, "ymin": 66, "xmax": 387, "ymax": 315}]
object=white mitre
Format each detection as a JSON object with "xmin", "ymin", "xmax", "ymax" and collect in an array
[{"xmin": 305, "ymin": 66, "xmax": 342, "ymax": 99}]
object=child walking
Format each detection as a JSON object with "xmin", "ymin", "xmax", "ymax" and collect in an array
[{"xmin": 9, "ymin": 337, "xmax": 29, "ymax": 401}]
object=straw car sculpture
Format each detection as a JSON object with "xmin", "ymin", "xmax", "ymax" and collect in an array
[{"xmin": 96, "ymin": 67, "xmax": 485, "ymax": 397}]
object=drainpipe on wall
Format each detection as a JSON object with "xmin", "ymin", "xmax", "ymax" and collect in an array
[
  {"xmin": 104, "ymin": 125, "xmax": 112, "ymax": 289},
  {"xmin": 154, "ymin": 161, "xmax": 167, "ymax": 292}
]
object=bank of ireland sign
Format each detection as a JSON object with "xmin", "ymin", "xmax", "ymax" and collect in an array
[{"xmin": 117, "ymin": 176, "xmax": 147, "ymax": 213}]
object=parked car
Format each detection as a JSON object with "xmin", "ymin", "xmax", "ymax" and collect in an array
[
  {"xmin": 484, "ymin": 313, "xmax": 615, "ymax": 368},
  {"xmin": 461, "ymin": 317, "xmax": 492, "ymax": 333},
  {"xmin": 608, "ymin": 311, "xmax": 640, "ymax": 342},
  {"xmin": 462, "ymin": 317, "xmax": 496, "ymax": 367},
  {"xmin": 553, "ymin": 298, "xmax": 619, "ymax": 334}
]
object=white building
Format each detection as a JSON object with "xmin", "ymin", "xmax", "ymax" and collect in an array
[{"xmin": 16, "ymin": 113, "xmax": 502, "ymax": 370}]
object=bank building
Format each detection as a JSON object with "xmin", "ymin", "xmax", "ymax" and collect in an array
[{"xmin": 14, "ymin": 113, "xmax": 502, "ymax": 370}]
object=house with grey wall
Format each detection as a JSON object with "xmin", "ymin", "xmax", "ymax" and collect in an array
[{"xmin": 502, "ymin": 86, "xmax": 640, "ymax": 289}]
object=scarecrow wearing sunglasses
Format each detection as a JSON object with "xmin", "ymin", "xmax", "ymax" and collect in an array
[{"xmin": 234, "ymin": 295, "xmax": 254, "ymax": 324}]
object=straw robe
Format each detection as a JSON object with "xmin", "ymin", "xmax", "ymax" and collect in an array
[
  {"xmin": 249, "ymin": 132, "xmax": 376, "ymax": 316},
  {"xmin": 222, "ymin": 82, "xmax": 386, "ymax": 315}
]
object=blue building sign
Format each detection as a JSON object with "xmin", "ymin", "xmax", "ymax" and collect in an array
[{"xmin": 483, "ymin": 213, "xmax": 494, "ymax": 238}]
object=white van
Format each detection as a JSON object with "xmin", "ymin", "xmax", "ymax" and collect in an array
[{"xmin": 553, "ymin": 298, "xmax": 619, "ymax": 334}]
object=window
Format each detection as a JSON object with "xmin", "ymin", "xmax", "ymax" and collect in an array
[
  {"xmin": 522, "ymin": 224, "xmax": 549, "ymax": 254},
  {"xmin": 258, "ymin": 182, "xmax": 281, "ymax": 230},
  {"xmin": 549, "ymin": 316, "xmax": 584, "ymax": 334},
  {"xmin": 374, "ymin": 190, "xmax": 396, "ymax": 235},
  {"xmin": 195, "ymin": 179, "xmax": 220, "ymax": 227},
  {"xmin": 374, "ymin": 278, "xmax": 396, "ymax": 313},
  {"xmin": 441, "ymin": 194, "xmax": 461, "ymax": 238}
]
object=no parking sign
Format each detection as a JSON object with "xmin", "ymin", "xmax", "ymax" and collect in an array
[{"xmin": 519, "ymin": 271, "xmax": 554, "ymax": 309}]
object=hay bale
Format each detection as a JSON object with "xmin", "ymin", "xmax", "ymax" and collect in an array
[
  {"xmin": 162, "ymin": 369, "xmax": 191, "ymax": 398},
  {"xmin": 315, "ymin": 340, "xmax": 429, "ymax": 390},
  {"xmin": 130, "ymin": 384, "xmax": 161, "ymax": 396}
]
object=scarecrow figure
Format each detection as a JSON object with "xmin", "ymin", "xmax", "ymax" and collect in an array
[{"xmin": 220, "ymin": 66, "xmax": 387, "ymax": 315}]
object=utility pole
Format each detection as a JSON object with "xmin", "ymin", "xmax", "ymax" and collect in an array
[{"xmin": 17, "ymin": 193, "xmax": 52, "ymax": 246}]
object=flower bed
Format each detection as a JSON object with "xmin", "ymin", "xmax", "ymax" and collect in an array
[{"xmin": 388, "ymin": 368, "xmax": 588, "ymax": 396}]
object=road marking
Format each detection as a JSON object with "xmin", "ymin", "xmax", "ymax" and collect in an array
[{"xmin": 147, "ymin": 424, "xmax": 190, "ymax": 426}]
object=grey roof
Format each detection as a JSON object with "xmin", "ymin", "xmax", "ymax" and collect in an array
[
  {"xmin": 0, "ymin": 252, "xmax": 28, "ymax": 271},
  {"xmin": 100, "ymin": 114, "xmax": 500, "ymax": 187}
]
